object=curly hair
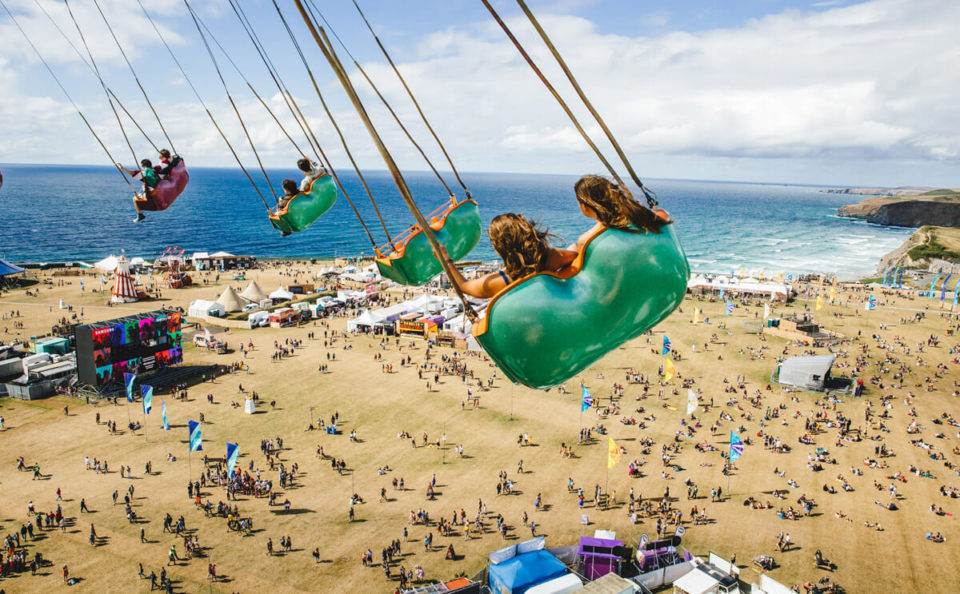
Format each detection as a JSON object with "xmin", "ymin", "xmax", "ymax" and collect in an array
[
  {"xmin": 574, "ymin": 175, "xmax": 669, "ymax": 233},
  {"xmin": 488, "ymin": 213, "xmax": 553, "ymax": 280}
]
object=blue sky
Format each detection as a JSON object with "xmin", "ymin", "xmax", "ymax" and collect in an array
[{"xmin": 1, "ymin": 0, "xmax": 957, "ymax": 187}]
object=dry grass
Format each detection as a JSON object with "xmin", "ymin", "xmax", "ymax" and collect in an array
[{"xmin": 1, "ymin": 268, "xmax": 959, "ymax": 592}]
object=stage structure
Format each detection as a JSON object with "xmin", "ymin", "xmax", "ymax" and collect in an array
[{"xmin": 74, "ymin": 310, "xmax": 183, "ymax": 388}]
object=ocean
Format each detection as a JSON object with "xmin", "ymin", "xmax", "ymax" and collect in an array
[{"xmin": 0, "ymin": 164, "xmax": 911, "ymax": 279}]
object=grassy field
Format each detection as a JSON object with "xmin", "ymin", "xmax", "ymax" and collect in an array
[{"xmin": 1, "ymin": 267, "xmax": 959, "ymax": 592}]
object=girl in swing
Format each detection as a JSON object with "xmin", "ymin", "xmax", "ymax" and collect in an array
[
  {"xmin": 436, "ymin": 213, "xmax": 576, "ymax": 299},
  {"xmin": 568, "ymin": 174, "xmax": 670, "ymax": 250}
]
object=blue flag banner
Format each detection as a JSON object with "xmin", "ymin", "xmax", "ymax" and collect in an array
[
  {"xmin": 226, "ymin": 442, "xmax": 239, "ymax": 476},
  {"xmin": 726, "ymin": 301, "xmax": 734, "ymax": 315},
  {"xmin": 124, "ymin": 373, "xmax": 136, "ymax": 402},
  {"xmin": 142, "ymin": 385, "xmax": 153, "ymax": 415},
  {"xmin": 941, "ymin": 274, "xmax": 952, "ymax": 301},
  {"xmin": 719, "ymin": 287, "xmax": 725, "ymax": 299},
  {"xmin": 188, "ymin": 419, "xmax": 203, "ymax": 452},
  {"xmin": 161, "ymin": 400, "xmax": 170, "ymax": 430},
  {"xmin": 662, "ymin": 335, "xmax": 672, "ymax": 356},
  {"xmin": 730, "ymin": 431, "xmax": 744, "ymax": 463},
  {"xmin": 954, "ymin": 277, "xmax": 960, "ymax": 308},
  {"xmin": 896, "ymin": 267, "xmax": 905, "ymax": 289},
  {"xmin": 581, "ymin": 386, "xmax": 593, "ymax": 412},
  {"xmin": 930, "ymin": 273, "xmax": 942, "ymax": 299}
]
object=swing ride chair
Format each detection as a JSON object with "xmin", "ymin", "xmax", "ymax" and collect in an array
[
  {"xmin": 134, "ymin": 157, "xmax": 189, "ymax": 212},
  {"xmin": 375, "ymin": 197, "xmax": 481, "ymax": 287},
  {"xmin": 473, "ymin": 211, "xmax": 690, "ymax": 390},
  {"xmin": 268, "ymin": 173, "xmax": 338, "ymax": 234}
]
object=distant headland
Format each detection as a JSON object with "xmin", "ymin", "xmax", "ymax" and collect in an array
[{"xmin": 832, "ymin": 188, "xmax": 960, "ymax": 228}]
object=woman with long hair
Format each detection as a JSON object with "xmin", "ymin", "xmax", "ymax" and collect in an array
[{"xmin": 437, "ymin": 213, "xmax": 576, "ymax": 299}]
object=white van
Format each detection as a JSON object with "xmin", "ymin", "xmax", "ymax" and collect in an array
[{"xmin": 248, "ymin": 311, "xmax": 270, "ymax": 328}]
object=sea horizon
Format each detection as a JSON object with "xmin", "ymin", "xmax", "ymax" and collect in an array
[{"xmin": 0, "ymin": 163, "xmax": 912, "ymax": 279}]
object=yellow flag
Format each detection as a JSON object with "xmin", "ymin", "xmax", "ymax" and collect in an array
[
  {"xmin": 816, "ymin": 296, "xmax": 823, "ymax": 311},
  {"xmin": 693, "ymin": 307, "xmax": 700, "ymax": 324},
  {"xmin": 778, "ymin": 271, "xmax": 784, "ymax": 281},
  {"xmin": 607, "ymin": 437, "xmax": 621, "ymax": 469},
  {"xmin": 663, "ymin": 357, "xmax": 676, "ymax": 382},
  {"xmin": 829, "ymin": 286, "xmax": 836, "ymax": 302}
]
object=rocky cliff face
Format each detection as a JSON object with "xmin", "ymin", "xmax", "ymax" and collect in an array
[
  {"xmin": 837, "ymin": 197, "xmax": 960, "ymax": 227},
  {"xmin": 876, "ymin": 228, "xmax": 927, "ymax": 274}
]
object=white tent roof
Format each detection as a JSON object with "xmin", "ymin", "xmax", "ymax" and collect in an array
[
  {"xmin": 188, "ymin": 300, "xmax": 225, "ymax": 317},
  {"xmin": 241, "ymin": 281, "xmax": 268, "ymax": 302},
  {"xmin": 210, "ymin": 251, "xmax": 235, "ymax": 258},
  {"xmin": 191, "ymin": 252, "xmax": 209, "ymax": 260},
  {"xmin": 672, "ymin": 565, "xmax": 720, "ymax": 594},
  {"xmin": 270, "ymin": 286, "xmax": 294, "ymax": 300},
  {"xmin": 129, "ymin": 257, "xmax": 146, "ymax": 266},
  {"xmin": 95, "ymin": 255, "xmax": 120, "ymax": 272},
  {"xmin": 217, "ymin": 286, "xmax": 247, "ymax": 312},
  {"xmin": 524, "ymin": 574, "xmax": 583, "ymax": 594}
]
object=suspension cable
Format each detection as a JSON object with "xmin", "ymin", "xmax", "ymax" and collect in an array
[
  {"xmin": 227, "ymin": 0, "xmax": 321, "ymax": 162},
  {"xmin": 182, "ymin": 0, "xmax": 279, "ymax": 206},
  {"xmin": 352, "ymin": 0, "xmax": 472, "ymax": 199},
  {"xmin": 309, "ymin": 0, "xmax": 454, "ymax": 198},
  {"xmin": 274, "ymin": 0, "xmax": 392, "ymax": 246},
  {"xmin": 0, "ymin": 0, "xmax": 133, "ymax": 189},
  {"xmin": 91, "ymin": 0, "xmax": 176, "ymax": 154},
  {"xmin": 514, "ymin": 0, "xmax": 657, "ymax": 208},
  {"xmin": 480, "ymin": 1, "xmax": 626, "ymax": 192},
  {"xmin": 64, "ymin": 0, "xmax": 141, "ymax": 170},
  {"xmin": 135, "ymin": 0, "xmax": 273, "ymax": 212},
  {"xmin": 192, "ymin": 9, "xmax": 307, "ymax": 159},
  {"xmin": 31, "ymin": 0, "xmax": 158, "ymax": 154},
  {"xmin": 294, "ymin": 1, "xmax": 477, "ymax": 319}
]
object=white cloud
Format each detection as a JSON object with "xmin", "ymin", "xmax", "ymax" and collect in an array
[{"xmin": 1, "ymin": 0, "xmax": 959, "ymax": 187}]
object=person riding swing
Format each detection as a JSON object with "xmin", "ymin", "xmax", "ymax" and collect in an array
[{"xmin": 118, "ymin": 158, "xmax": 160, "ymax": 223}]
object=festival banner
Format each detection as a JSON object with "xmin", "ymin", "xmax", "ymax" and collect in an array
[
  {"xmin": 188, "ymin": 419, "xmax": 203, "ymax": 451},
  {"xmin": 730, "ymin": 431, "xmax": 744, "ymax": 462},
  {"xmin": 663, "ymin": 358, "xmax": 676, "ymax": 382},
  {"xmin": 686, "ymin": 390, "xmax": 698, "ymax": 416},
  {"xmin": 141, "ymin": 385, "xmax": 153, "ymax": 414},
  {"xmin": 161, "ymin": 400, "xmax": 170, "ymax": 430},
  {"xmin": 607, "ymin": 437, "xmax": 621, "ymax": 469},
  {"xmin": 124, "ymin": 372, "xmax": 136, "ymax": 402},
  {"xmin": 226, "ymin": 442, "xmax": 239, "ymax": 476},
  {"xmin": 662, "ymin": 335, "xmax": 672, "ymax": 355},
  {"xmin": 815, "ymin": 296, "xmax": 823, "ymax": 311},
  {"xmin": 581, "ymin": 386, "xmax": 593, "ymax": 412},
  {"xmin": 725, "ymin": 300, "xmax": 734, "ymax": 315}
]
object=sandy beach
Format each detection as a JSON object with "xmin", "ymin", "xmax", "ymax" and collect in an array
[{"xmin": 1, "ymin": 263, "xmax": 959, "ymax": 593}]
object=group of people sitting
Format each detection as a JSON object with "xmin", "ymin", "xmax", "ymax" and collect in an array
[{"xmin": 118, "ymin": 149, "xmax": 180, "ymax": 223}]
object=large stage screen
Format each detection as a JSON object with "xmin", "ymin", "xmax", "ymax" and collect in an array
[{"xmin": 75, "ymin": 310, "xmax": 182, "ymax": 387}]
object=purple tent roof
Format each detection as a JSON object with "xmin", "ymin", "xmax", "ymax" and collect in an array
[{"xmin": 578, "ymin": 536, "xmax": 623, "ymax": 559}]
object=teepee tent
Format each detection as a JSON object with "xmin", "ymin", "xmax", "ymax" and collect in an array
[
  {"xmin": 241, "ymin": 281, "xmax": 268, "ymax": 303},
  {"xmin": 111, "ymin": 256, "xmax": 138, "ymax": 303},
  {"xmin": 217, "ymin": 286, "xmax": 247, "ymax": 313}
]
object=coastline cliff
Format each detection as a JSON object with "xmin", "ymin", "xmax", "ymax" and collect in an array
[{"xmin": 836, "ymin": 190, "xmax": 960, "ymax": 228}]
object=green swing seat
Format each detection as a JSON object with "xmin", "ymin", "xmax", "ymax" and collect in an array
[
  {"xmin": 376, "ymin": 199, "xmax": 481, "ymax": 286},
  {"xmin": 472, "ymin": 218, "xmax": 689, "ymax": 389},
  {"xmin": 269, "ymin": 174, "xmax": 337, "ymax": 234}
]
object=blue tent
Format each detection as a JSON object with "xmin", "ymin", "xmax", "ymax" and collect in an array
[
  {"xmin": 488, "ymin": 550, "xmax": 567, "ymax": 594},
  {"xmin": 0, "ymin": 258, "xmax": 24, "ymax": 277}
]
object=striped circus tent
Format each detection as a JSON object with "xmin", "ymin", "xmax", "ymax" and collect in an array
[{"xmin": 111, "ymin": 256, "xmax": 139, "ymax": 303}]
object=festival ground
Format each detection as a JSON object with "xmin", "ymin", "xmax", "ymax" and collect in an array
[{"xmin": 1, "ymin": 264, "xmax": 959, "ymax": 593}]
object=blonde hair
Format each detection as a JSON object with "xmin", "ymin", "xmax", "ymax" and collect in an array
[
  {"xmin": 574, "ymin": 175, "xmax": 669, "ymax": 233},
  {"xmin": 488, "ymin": 213, "xmax": 552, "ymax": 280}
]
